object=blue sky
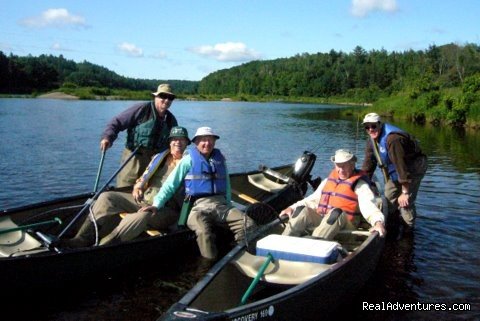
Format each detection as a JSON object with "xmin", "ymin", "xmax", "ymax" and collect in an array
[{"xmin": 1, "ymin": 0, "xmax": 479, "ymax": 81}]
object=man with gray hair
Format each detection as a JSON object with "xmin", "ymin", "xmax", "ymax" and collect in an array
[
  {"xmin": 361, "ymin": 112, "xmax": 427, "ymax": 235},
  {"xmin": 281, "ymin": 149, "xmax": 386, "ymax": 240}
]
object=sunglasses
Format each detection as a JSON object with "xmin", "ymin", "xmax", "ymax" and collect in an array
[
  {"xmin": 158, "ymin": 93, "xmax": 175, "ymax": 101},
  {"xmin": 364, "ymin": 124, "xmax": 378, "ymax": 130}
]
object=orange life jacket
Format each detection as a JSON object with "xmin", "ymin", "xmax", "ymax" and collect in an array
[{"xmin": 317, "ymin": 169, "xmax": 367, "ymax": 221}]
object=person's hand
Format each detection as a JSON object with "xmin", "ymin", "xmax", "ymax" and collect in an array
[
  {"xmin": 100, "ymin": 138, "xmax": 111, "ymax": 151},
  {"xmin": 370, "ymin": 221, "xmax": 386, "ymax": 237},
  {"xmin": 140, "ymin": 205, "xmax": 158, "ymax": 215},
  {"xmin": 279, "ymin": 207, "xmax": 293, "ymax": 218},
  {"xmin": 398, "ymin": 193, "xmax": 410, "ymax": 208},
  {"xmin": 132, "ymin": 186, "xmax": 144, "ymax": 203}
]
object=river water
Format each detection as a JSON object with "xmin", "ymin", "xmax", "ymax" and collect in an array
[{"xmin": 0, "ymin": 98, "xmax": 479, "ymax": 321}]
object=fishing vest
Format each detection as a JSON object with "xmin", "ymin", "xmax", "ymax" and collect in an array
[
  {"xmin": 184, "ymin": 147, "xmax": 227, "ymax": 197},
  {"xmin": 136, "ymin": 150, "xmax": 171, "ymax": 205},
  {"xmin": 125, "ymin": 102, "xmax": 175, "ymax": 152},
  {"xmin": 317, "ymin": 169, "xmax": 368, "ymax": 221}
]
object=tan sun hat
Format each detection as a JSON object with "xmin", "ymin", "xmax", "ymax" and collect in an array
[
  {"xmin": 152, "ymin": 83, "xmax": 175, "ymax": 97},
  {"xmin": 362, "ymin": 112, "xmax": 381, "ymax": 124},
  {"xmin": 192, "ymin": 127, "xmax": 220, "ymax": 142},
  {"xmin": 331, "ymin": 149, "xmax": 356, "ymax": 163}
]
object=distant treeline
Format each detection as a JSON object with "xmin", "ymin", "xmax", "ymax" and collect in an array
[
  {"xmin": 1, "ymin": 43, "xmax": 480, "ymax": 127},
  {"xmin": 200, "ymin": 43, "xmax": 480, "ymax": 100},
  {"xmin": 0, "ymin": 51, "xmax": 198, "ymax": 95}
]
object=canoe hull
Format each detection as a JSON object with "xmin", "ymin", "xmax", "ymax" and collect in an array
[{"xmin": 1, "ymin": 152, "xmax": 317, "ymax": 293}]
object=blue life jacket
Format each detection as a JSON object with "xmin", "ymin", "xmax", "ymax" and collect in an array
[
  {"xmin": 184, "ymin": 147, "xmax": 227, "ymax": 197},
  {"xmin": 378, "ymin": 123, "xmax": 406, "ymax": 182}
]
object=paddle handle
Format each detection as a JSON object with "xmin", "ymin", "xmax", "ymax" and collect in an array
[
  {"xmin": 240, "ymin": 253, "xmax": 274, "ymax": 305},
  {"xmin": 370, "ymin": 137, "xmax": 389, "ymax": 183},
  {"xmin": 93, "ymin": 150, "xmax": 106, "ymax": 193},
  {"xmin": 0, "ymin": 217, "xmax": 62, "ymax": 235}
]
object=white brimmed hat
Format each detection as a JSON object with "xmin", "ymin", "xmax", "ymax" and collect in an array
[
  {"xmin": 152, "ymin": 83, "xmax": 175, "ymax": 97},
  {"xmin": 192, "ymin": 127, "xmax": 220, "ymax": 142},
  {"xmin": 331, "ymin": 149, "xmax": 356, "ymax": 163},
  {"xmin": 362, "ymin": 112, "xmax": 381, "ymax": 124}
]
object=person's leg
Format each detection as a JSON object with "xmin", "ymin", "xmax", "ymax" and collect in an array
[
  {"xmin": 99, "ymin": 207, "xmax": 178, "ymax": 245},
  {"xmin": 282, "ymin": 207, "xmax": 322, "ymax": 236},
  {"xmin": 399, "ymin": 173, "xmax": 424, "ymax": 229},
  {"xmin": 116, "ymin": 149, "xmax": 152, "ymax": 188},
  {"xmin": 68, "ymin": 191, "xmax": 137, "ymax": 247},
  {"xmin": 187, "ymin": 198, "xmax": 217, "ymax": 259},
  {"xmin": 312, "ymin": 210, "xmax": 355, "ymax": 240},
  {"xmin": 222, "ymin": 206, "xmax": 256, "ymax": 243}
]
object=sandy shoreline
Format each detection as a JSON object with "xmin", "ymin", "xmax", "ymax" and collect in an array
[{"xmin": 37, "ymin": 92, "xmax": 79, "ymax": 100}]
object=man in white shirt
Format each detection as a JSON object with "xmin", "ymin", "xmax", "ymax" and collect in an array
[{"xmin": 281, "ymin": 149, "xmax": 386, "ymax": 240}]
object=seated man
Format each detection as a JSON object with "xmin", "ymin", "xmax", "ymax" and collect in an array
[
  {"xmin": 141, "ymin": 126, "xmax": 256, "ymax": 260},
  {"xmin": 281, "ymin": 149, "xmax": 386, "ymax": 240},
  {"xmin": 63, "ymin": 126, "xmax": 190, "ymax": 247}
]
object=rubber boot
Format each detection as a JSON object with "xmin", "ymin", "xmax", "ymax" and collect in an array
[{"xmin": 63, "ymin": 219, "xmax": 96, "ymax": 248}]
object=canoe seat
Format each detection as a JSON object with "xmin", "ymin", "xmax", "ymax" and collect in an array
[
  {"xmin": 232, "ymin": 251, "xmax": 332, "ymax": 285},
  {"xmin": 0, "ymin": 216, "xmax": 44, "ymax": 257},
  {"xmin": 119, "ymin": 213, "xmax": 162, "ymax": 236},
  {"xmin": 247, "ymin": 173, "xmax": 287, "ymax": 193},
  {"xmin": 231, "ymin": 188, "xmax": 259, "ymax": 204}
]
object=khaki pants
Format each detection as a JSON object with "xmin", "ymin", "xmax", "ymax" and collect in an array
[
  {"xmin": 116, "ymin": 148, "xmax": 156, "ymax": 188},
  {"xmin": 282, "ymin": 206, "xmax": 356, "ymax": 240},
  {"xmin": 187, "ymin": 195, "xmax": 256, "ymax": 259},
  {"xmin": 72, "ymin": 191, "xmax": 178, "ymax": 246}
]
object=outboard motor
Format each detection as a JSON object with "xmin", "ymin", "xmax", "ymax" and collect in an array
[{"xmin": 291, "ymin": 151, "xmax": 316, "ymax": 183}]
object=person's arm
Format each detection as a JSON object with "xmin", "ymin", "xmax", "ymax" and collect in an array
[
  {"xmin": 280, "ymin": 179, "xmax": 327, "ymax": 216},
  {"xmin": 100, "ymin": 102, "xmax": 146, "ymax": 148},
  {"xmin": 151, "ymin": 155, "xmax": 192, "ymax": 209},
  {"xmin": 355, "ymin": 180, "xmax": 386, "ymax": 237}
]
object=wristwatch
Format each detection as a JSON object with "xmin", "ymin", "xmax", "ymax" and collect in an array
[{"xmin": 402, "ymin": 190, "xmax": 409, "ymax": 195}]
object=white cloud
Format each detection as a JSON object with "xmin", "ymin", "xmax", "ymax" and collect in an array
[
  {"xmin": 51, "ymin": 42, "xmax": 71, "ymax": 51},
  {"xmin": 20, "ymin": 8, "xmax": 87, "ymax": 28},
  {"xmin": 189, "ymin": 42, "xmax": 261, "ymax": 62},
  {"xmin": 118, "ymin": 42, "xmax": 144, "ymax": 57},
  {"xmin": 351, "ymin": 0, "xmax": 398, "ymax": 17}
]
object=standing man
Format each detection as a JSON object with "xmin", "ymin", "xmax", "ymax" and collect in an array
[
  {"xmin": 141, "ymin": 127, "xmax": 256, "ymax": 260},
  {"xmin": 361, "ymin": 113, "xmax": 427, "ymax": 234},
  {"xmin": 100, "ymin": 83, "xmax": 178, "ymax": 187},
  {"xmin": 281, "ymin": 149, "xmax": 386, "ymax": 240}
]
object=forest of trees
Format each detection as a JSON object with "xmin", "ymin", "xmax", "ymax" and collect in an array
[
  {"xmin": 199, "ymin": 43, "xmax": 480, "ymax": 100},
  {"xmin": 0, "ymin": 51, "xmax": 198, "ymax": 95},
  {"xmin": 1, "ymin": 43, "xmax": 480, "ymax": 127}
]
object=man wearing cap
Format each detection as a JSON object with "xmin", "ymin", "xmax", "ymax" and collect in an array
[
  {"xmin": 62, "ymin": 126, "xmax": 190, "ymax": 247},
  {"xmin": 141, "ymin": 126, "xmax": 256, "ymax": 260},
  {"xmin": 361, "ymin": 112, "xmax": 427, "ymax": 234},
  {"xmin": 100, "ymin": 83, "xmax": 178, "ymax": 187},
  {"xmin": 280, "ymin": 149, "xmax": 386, "ymax": 240}
]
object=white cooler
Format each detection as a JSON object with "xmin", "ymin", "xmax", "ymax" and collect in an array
[{"xmin": 256, "ymin": 234, "xmax": 339, "ymax": 264}]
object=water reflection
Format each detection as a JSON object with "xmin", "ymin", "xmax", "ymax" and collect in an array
[{"xmin": 1, "ymin": 99, "xmax": 479, "ymax": 321}]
